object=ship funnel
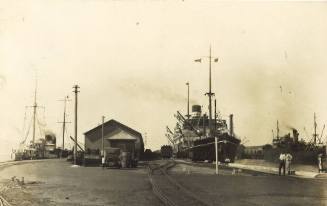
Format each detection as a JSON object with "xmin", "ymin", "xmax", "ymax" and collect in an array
[
  {"xmin": 192, "ymin": 105, "xmax": 201, "ymax": 112},
  {"xmin": 192, "ymin": 105, "xmax": 201, "ymax": 118},
  {"xmin": 229, "ymin": 114, "xmax": 234, "ymax": 137},
  {"xmin": 292, "ymin": 128, "xmax": 299, "ymax": 143}
]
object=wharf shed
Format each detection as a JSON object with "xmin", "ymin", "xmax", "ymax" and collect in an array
[
  {"xmin": 243, "ymin": 145, "xmax": 264, "ymax": 159},
  {"xmin": 84, "ymin": 119, "xmax": 144, "ymax": 159}
]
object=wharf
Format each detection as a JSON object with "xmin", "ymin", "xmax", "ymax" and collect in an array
[{"xmin": 175, "ymin": 159, "xmax": 327, "ymax": 179}]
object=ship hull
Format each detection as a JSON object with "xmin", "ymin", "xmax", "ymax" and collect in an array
[{"xmin": 191, "ymin": 134, "xmax": 240, "ymax": 163}]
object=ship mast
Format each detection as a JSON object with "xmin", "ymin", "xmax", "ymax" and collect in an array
[
  {"xmin": 186, "ymin": 82, "xmax": 190, "ymax": 119},
  {"xmin": 29, "ymin": 74, "xmax": 44, "ymax": 145},
  {"xmin": 195, "ymin": 45, "xmax": 218, "ymax": 137},
  {"xmin": 208, "ymin": 47, "xmax": 213, "ymax": 136},
  {"xmin": 205, "ymin": 46, "xmax": 215, "ymax": 137},
  {"xmin": 276, "ymin": 120, "xmax": 280, "ymax": 140}
]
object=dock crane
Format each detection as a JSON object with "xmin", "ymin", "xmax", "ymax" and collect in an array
[
  {"xmin": 165, "ymin": 134, "xmax": 174, "ymax": 145},
  {"xmin": 165, "ymin": 127, "xmax": 175, "ymax": 145},
  {"xmin": 175, "ymin": 111, "xmax": 202, "ymax": 138},
  {"xmin": 166, "ymin": 126, "xmax": 179, "ymax": 144},
  {"xmin": 174, "ymin": 111, "xmax": 204, "ymax": 149}
]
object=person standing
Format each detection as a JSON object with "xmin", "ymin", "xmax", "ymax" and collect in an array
[
  {"xmin": 102, "ymin": 155, "xmax": 106, "ymax": 169},
  {"xmin": 285, "ymin": 153, "xmax": 293, "ymax": 175},
  {"xmin": 318, "ymin": 154, "xmax": 323, "ymax": 173},
  {"xmin": 279, "ymin": 152, "xmax": 286, "ymax": 176}
]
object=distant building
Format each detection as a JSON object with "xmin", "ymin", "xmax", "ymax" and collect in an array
[
  {"xmin": 84, "ymin": 119, "xmax": 144, "ymax": 159},
  {"xmin": 243, "ymin": 145, "xmax": 264, "ymax": 159}
]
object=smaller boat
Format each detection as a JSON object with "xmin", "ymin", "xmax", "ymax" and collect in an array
[{"xmin": 12, "ymin": 82, "xmax": 58, "ymax": 161}]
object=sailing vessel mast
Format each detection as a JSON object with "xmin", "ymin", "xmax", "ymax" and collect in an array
[
  {"xmin": 30, "ymin": 75, "xmax": 46, "ymax": 145},
  {"xmin": 32, "ymin": 84, "xmax": 37, "ymax": 144}
]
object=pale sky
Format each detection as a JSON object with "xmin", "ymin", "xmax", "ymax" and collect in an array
[{"xmin": 1, "ymin": 1, "xmax": 327, "ymax": 160}]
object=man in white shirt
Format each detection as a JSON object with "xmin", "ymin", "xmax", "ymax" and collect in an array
[
  {"xmin": 102, "ymin": 155, "xmax": 106, "ymax": 169},
  {"xmin": 279, "ymin": 152, "xmax": 286, "ymax": 176},
  {"xmin": 285, "ymin": 153, "xmax": 293, "ymax": 175}
]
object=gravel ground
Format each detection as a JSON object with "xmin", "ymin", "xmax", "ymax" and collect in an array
[{"xmin": 0, "ymin": 159, "xmax": 163, "ymax": 206}]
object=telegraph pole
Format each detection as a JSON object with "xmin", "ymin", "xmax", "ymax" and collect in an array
[
  {"xmin": 101, "ymin": 116, "xmax": 105, "ymax": 155},
  {"xmin": 215, "ymin": 137, "xmax": 218, "ymax": 174},
  {"xmin": 214, "ymin": 99, "xmax": 217, "ymax": 132},
  {"xmin": 73, "ymin": 85, "xmax": 80, "ymax": 165},
  {"xmin": 58, "ymin": 96, "xmax": 71, "ymax": 155}
]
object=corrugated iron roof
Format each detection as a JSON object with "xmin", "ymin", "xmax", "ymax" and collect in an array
[
  {"xmin": 104, "ymin": 128, "xmax": 137, "ymax": 141},
  {"xmin": 84, "ymin": 119, "xmax": 142, "ymax": 138}
]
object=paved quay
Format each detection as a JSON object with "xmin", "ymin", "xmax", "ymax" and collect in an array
[
  {"xmin": 230, "ymin": 159, "xmax": 327, "ymax": 179},
  {"xmin": 0, "ymin": 159, "xmax": 162, "ymax": 206},
  {"xmin": 170, "ymin": 160, "xmax": 327, "ymax": 206},
  {"xmin": 175, "ymin": 159, "xmax": 327, "ymax": 179}
]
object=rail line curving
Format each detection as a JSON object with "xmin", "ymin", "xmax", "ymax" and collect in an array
[
  {"xmin": 0, "ymin": 196, "xmax": 12, "ymax": 206},
  {"xmin": 148, "ymin": 160, "xmax": 210, "ymax": 206}
]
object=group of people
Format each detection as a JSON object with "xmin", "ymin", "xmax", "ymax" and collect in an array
[
  {"xmin": 279, "ymin": 152, "xmax": 326, "ymax": 175},
  {"xmin": 278, "ymin": 152, "xmax": 293, "ymax": 176}
]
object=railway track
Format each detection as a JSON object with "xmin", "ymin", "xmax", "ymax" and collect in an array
[
  {"xmin": 0, "ymin": 196, "xmax": 12, "ymax": 206},
  {"xmin": 148, "ymin": 160, "xmax": 211, "ymax": 206}
]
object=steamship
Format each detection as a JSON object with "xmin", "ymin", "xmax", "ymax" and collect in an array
[
  {"xmin": 267, "ymin": 117, "xmax": 327, "ymax": 164},
  {"xmin": 166, "ymin": 47, "xmax": 240, "ymax": 163},
  {"xmin": 167, "ymin": 105, "xmax": 240, "ymax": 163}
]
